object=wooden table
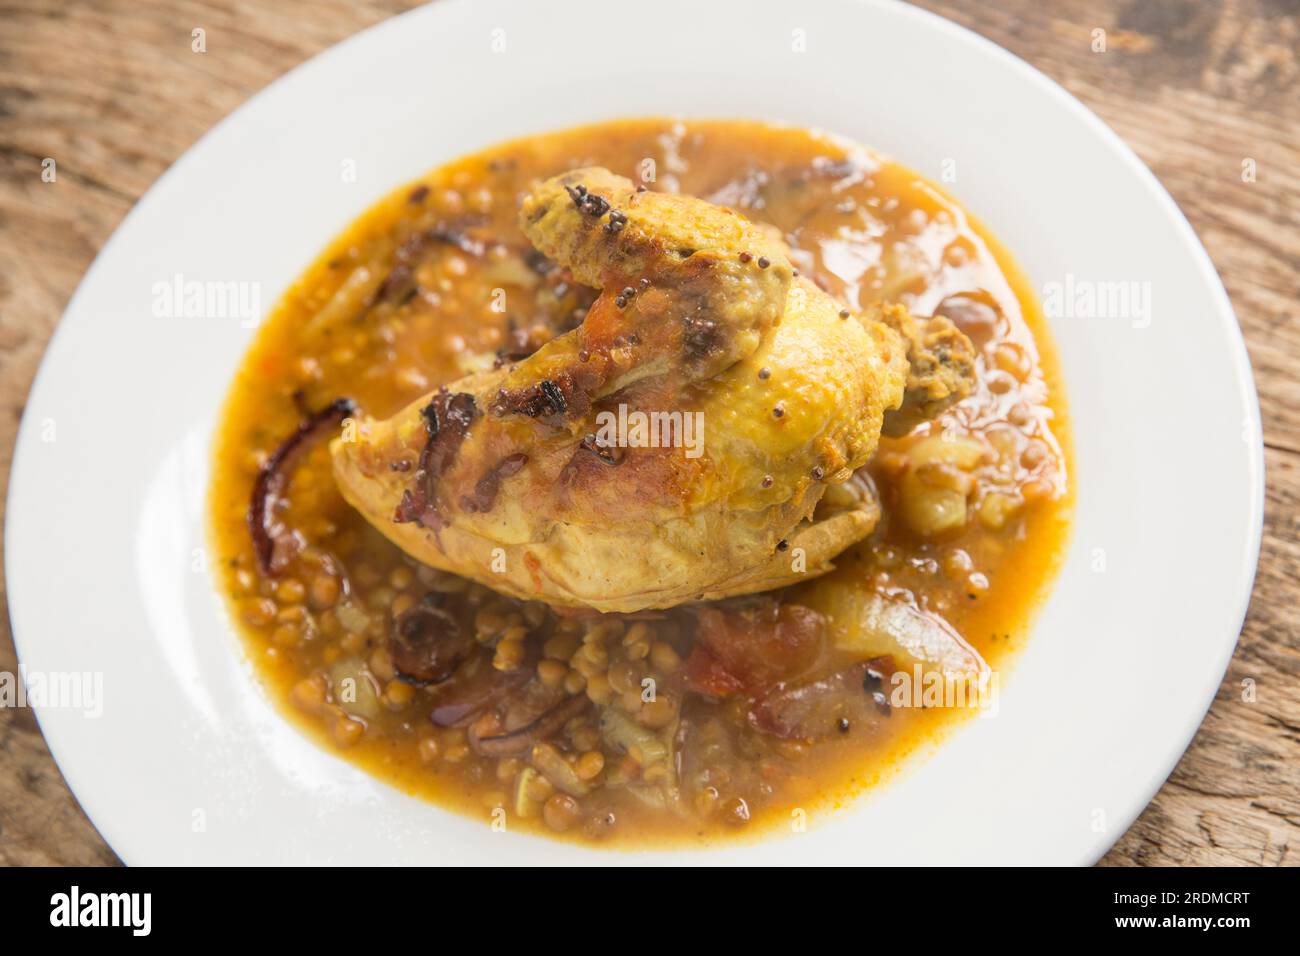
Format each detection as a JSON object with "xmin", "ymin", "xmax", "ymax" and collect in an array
[{"xmin": 1, "ymin": 0, "xmax": 1295, "ymax": 866}]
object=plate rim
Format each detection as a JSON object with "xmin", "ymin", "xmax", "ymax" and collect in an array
[{"xmin": 4, "ymin": 0, "xmax": 1264, "ymax": 865}]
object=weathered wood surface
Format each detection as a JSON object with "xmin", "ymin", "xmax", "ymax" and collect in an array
[{"xmin": 0, "ymin": 0, "xmax": 1295, "ymax": 865}]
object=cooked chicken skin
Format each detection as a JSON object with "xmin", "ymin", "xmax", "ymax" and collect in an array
[{"xmin": 331, "ymin": 168, "xmax": 974, "ymax": 612}]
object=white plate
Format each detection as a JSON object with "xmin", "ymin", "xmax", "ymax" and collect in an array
[{"xmin": 6, "ymin": 0, "xmax": 1262, "ymax": 865}]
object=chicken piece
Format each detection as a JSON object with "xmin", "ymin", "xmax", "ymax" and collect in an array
[{"xmin": 330, "ymin": 168, "xmax": 972, "ymax": 612}]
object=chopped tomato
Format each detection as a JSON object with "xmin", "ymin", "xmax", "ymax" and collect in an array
[
  {"xmin": 690, "ymin": 601, "xmax": 826, "ymax": 694},
  {"xmin": 683, "ymin": 645, "xmax": 746, "ymax": 697}
]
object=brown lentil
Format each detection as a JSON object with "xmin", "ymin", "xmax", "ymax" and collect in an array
[{"xmin": 543, "ymin": 793, "xmax": 582, "ymax": 832}]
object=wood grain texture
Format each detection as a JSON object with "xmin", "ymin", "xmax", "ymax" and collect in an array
[{"xmin": 0, "ymin": 0, "xmax": 1295, "ymax": 866}]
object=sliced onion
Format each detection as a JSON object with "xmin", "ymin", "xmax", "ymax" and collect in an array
[
  {"xmin": 470, "ymin": 694, "xmax": 590, "ymax": 758},
  {"xmin": 428, "ymin": 651, "xmax": 533, "ymax": 727},
  {"xmin": 248, "ymin": 397, "xmax": 355, "ymax": 575}
]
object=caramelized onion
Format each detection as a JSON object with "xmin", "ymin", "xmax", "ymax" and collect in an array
[
  {"xmin": 428, "ymin": 651, "xmax": 534, "ymax": 727},
  {"xmin": 389, "ymin": 597, "xmax": 473, "ymax": 685},
  {"xmin": 393, "ymin": 389, "xmax": 478, "ymax": 530},
  {"xmin": 248, "ymin": 397, "xmax": 355, "ymax": 574},
  {"xmin": 469, "ymin": 694, "xmax": 590, "ymax": 758}
]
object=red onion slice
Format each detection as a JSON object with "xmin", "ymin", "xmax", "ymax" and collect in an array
[{"xmin": 248, "ymin": 397, "xmax": 355, "ymax": 575}]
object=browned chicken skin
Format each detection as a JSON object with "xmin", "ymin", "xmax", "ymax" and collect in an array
[{"xmin": 330, "ymin": 168, "xmax": 975, "ymax": 612}]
